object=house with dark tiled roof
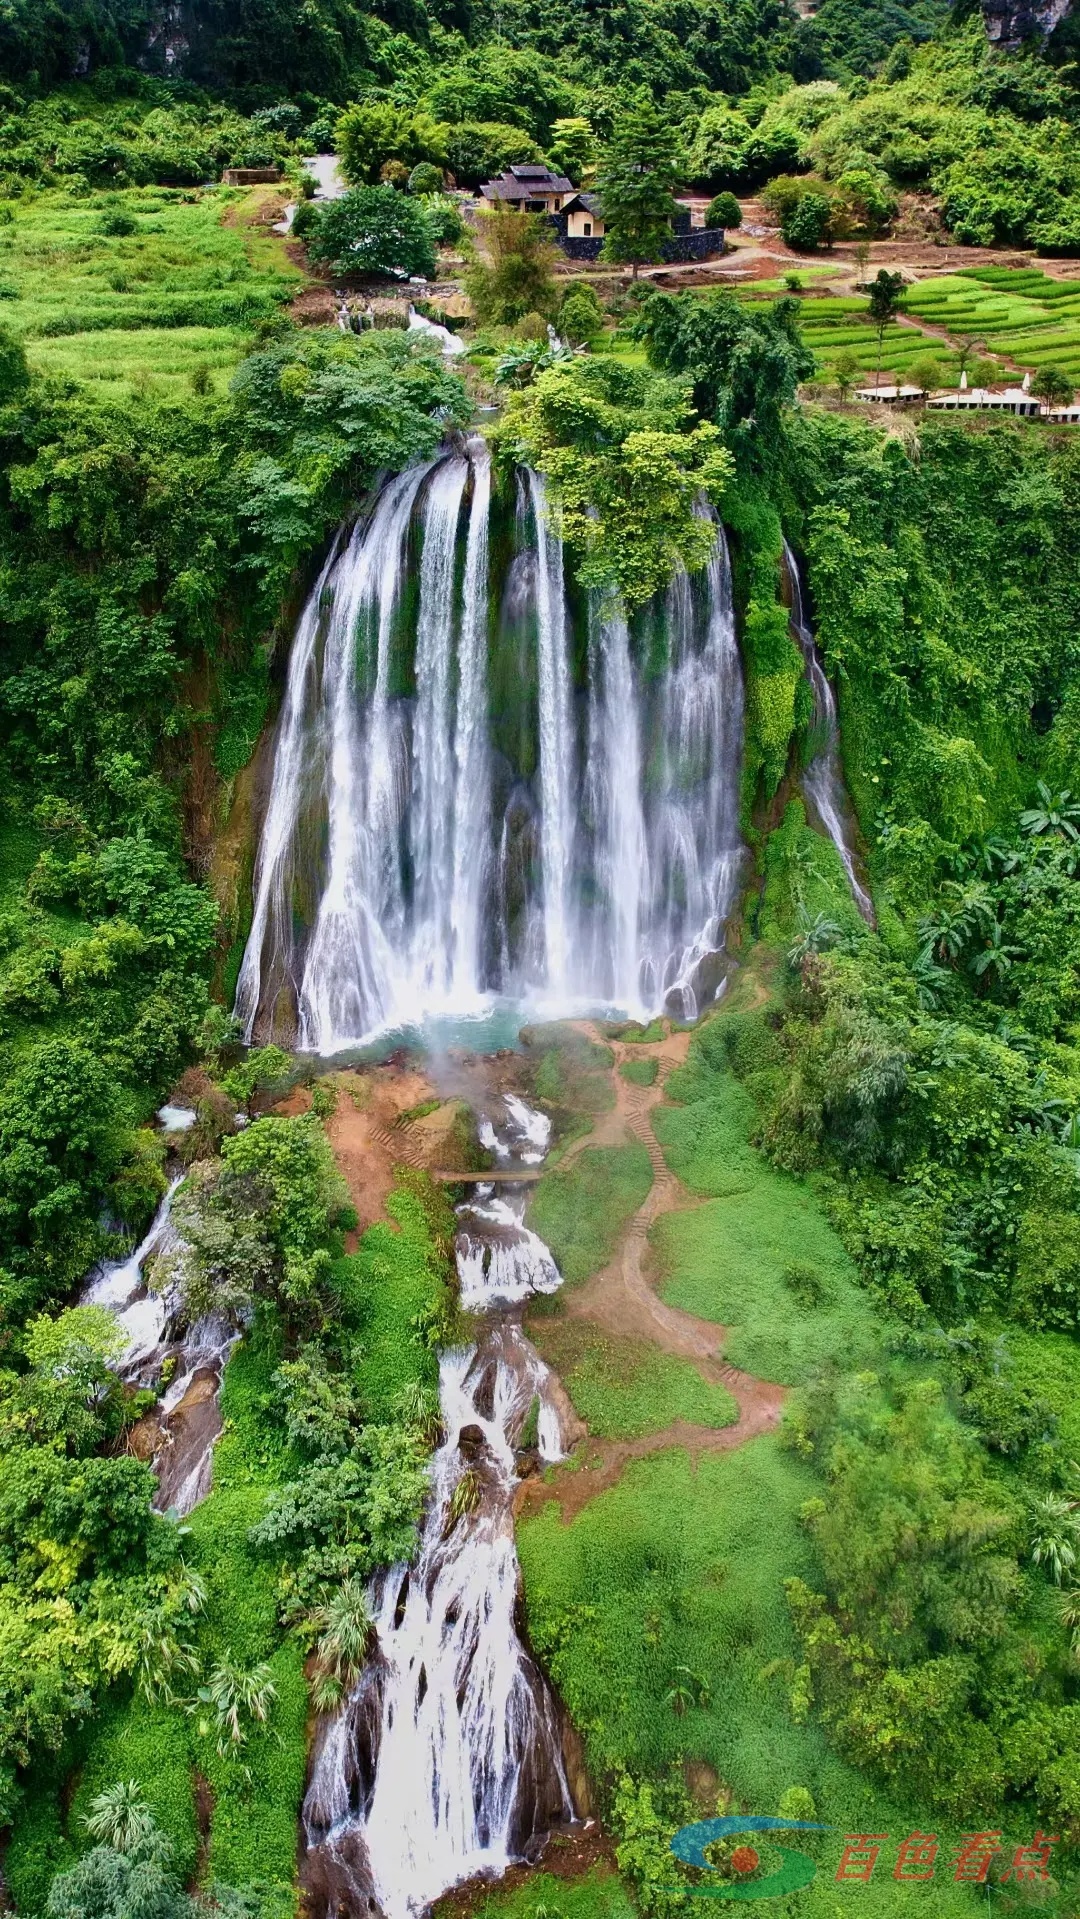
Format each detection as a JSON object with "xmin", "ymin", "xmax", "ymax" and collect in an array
[
  {"xmin": 557, "ymin": 191, "xmax": 605, "ymax": 240},
  {"xmin": 479, "ymin": 163, "xmax": 574, "ymax": 214}
]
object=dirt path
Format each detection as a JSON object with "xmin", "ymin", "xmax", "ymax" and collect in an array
[{"xmin": 519, "ymin": 1025, "xmax": 786, "ymax": 1521}]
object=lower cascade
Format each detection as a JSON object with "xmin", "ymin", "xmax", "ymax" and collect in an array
[
  {"xmin": 79, "ymin": 1178, "xmax": 236, "ymax": 1515},
  {"xmin": 301, "ymin": 1100, "xmax": 575, "ymax": 1919},
  {"xmin": 236, "ymin": 440, "xmax": 745, "ymax": 1051}
]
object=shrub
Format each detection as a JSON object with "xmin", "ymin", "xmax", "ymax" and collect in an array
[
  {"xmin": 558, "ymin": 284, "xmax": 604, "ymax": 344},
  {"xmin": 408, "ymin": 163, "xmax": 444, "ymax": 195},
  {"xmin": 706, "ymin": 191, "xmax": 742, "ymax": 229},
  {"xmin": 379, "ymin": 160, "xmax": 410, "ymax": 190}
]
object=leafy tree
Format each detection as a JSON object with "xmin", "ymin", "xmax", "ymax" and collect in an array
[
  {"xmin": 598, "ymin": 99, "xmax": 681, "ymax": 278},
  {"xmin": 494, "ymin": 357, "xmax": 733, "ymax": 607},
  {"xmin": 785, "ymin": 1372, "xmax": 1078, "ymax": 1821},
  {"xmin": 782, "ymin": 191, "xmax": 833, "ymax": 250},
  {"xmin": 303, "ymin": 187, "xmax": 438, "ymax": 281},
  {"xmin": 547, "ymin": 117, "xmax": 596, "ymax": 185},
  {"xmin": 705, "ymin": 191, "xmax": 742, "ymax": 229},
  {"xmin": 832, "ymin": 346, "xmax": 861, "ymax": 402},
  {"xmin": 867, "ymin": 266, "xmax": 905, "ymax": 387},
  {"xmin": 443, "ymin": 122, "xmax": 545, "ymax": 188},
  {"xmin": 465, "ymin": 207, "xmax": 557, "ymax": 325},
  {"xmin": 1034, "ymin": 364, "xmax": 1076, "ymax": 411},
  {"xmin": 638, "ymin": 288, "xmax": 815, "ymax": 458}
]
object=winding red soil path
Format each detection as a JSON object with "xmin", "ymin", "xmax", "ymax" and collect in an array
[{"xmin": 517, "ymin": 1026, "xmax": 786, "ymax": 1522}]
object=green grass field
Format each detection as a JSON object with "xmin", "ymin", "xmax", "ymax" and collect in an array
[
  {"xmin": 518, "ymin": 1442, "xmax": 998, "ymax": 1917},
  {"xmin": 0, "ymin": 185, "xmax": 302, "ymax": 395},
  {"xmin": 529, "ymin": 1320, "xmax": 737, "ymax": 1438},
  {"xmin": 527, "ymin": 1139, "xmax": 653, "ymax": 1285}
]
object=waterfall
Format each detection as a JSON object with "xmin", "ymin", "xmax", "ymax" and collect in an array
[
  {"xmin": 238, "ymin": 453, "xmax": 748, "ymax": 1049},
  {"xmin": 301, "ymin": 1101, "xmax": 574, "ymax": 1919},
  {"xmin": 449, "ymin": 441, "xmax": 492, "ymax": 1000},
  {"xmin": 784, "ymin": 540, "xmax": 875, "ymax": 924},
  {"xmin": 300, "ymin": 462, "xmax": 434, "ymax": 1047},
  {"xmin": 526, "ymin": 469, "xmax": 576, "ymax": 999},
  {"xmin": 410, "ymin": 457, "xmax": 470, "ymax": 994},
  {"xmin": 583, "ymin": 598, "xmax": 646, "ymax": 1010}
]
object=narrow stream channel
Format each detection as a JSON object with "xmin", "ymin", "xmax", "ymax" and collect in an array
[{"xmin": 301, "ymin": 1095, "xmax": 577, "ymax": 1919}]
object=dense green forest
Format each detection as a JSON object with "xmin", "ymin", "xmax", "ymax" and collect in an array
[{"xmin": 2, "ymin": 0, "xmax": 1080, "ymax": 1911}]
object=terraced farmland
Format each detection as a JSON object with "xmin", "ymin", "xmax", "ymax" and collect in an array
[
  {"xmin": 742, "ymin": 292, "xmax": 961, "ymax": 383},
  {"xmin": 743, "ymin": 265, "xmax": 1080, "ymax": 387},
  {"xmin": 903, "ymin": 266, "xmax": 1080, "ymax": 378}
]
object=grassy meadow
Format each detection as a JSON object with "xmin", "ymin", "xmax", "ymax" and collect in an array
[{"xmin": 0, "ymin": 185, "xmax": 302, "ymax": 396}]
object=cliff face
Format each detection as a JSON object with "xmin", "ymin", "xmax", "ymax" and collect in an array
[{"xmin": 982, "ymin": 0, "xmax": 1071, "ymax": 45}]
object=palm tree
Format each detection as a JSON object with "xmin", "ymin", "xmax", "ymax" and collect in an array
[
  {"xmin": 83, "ymin": 1781, "xmax": 156, "ymax": 1854},
  {"xmin": 969, "ymin": 920, "xmax": 1022, "ymax": 985},
  {"xmin": 196, "ymin": 1660, "xmax": 277, "ymax": 1755},
  {"xmin": 788, "ymin": 910, "xmax": 842, "ymax": 967},
  {"xmin": 1020, "ymin": 782, "xmax": 1080, "ymax": 841},
  {"xmin": 131, "ymin": 1567, "xmax": 205, "ymax": 1706},
  {"xmin": 310, "ymin": 1579, "xmax": 374, "ymax": 1713},
  {"xmin": 1028, "ymin": 1493, "xmax": 1080, "ymax": 1585}
]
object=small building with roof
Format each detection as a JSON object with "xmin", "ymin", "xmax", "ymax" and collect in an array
[
  {"xmin": 927, "ymin": 385, "xmax": 1040, "ymax": 417},
  {"xmin": 479, "ymin": 164, "xmax": 574, "ymax": 215},
  {"xmin": 854, "ymin": 383, "xmax": 925, "ymax": 406}
]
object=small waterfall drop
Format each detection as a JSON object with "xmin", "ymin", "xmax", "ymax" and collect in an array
[
  {"xmin": 238, "ymin": 453, "xmax": 747, "ymax": 1049},
  {"xmin": 301, "ymin": 1101, "xmax": 574, "ymax": 1919},
  {"xmin": 784, "ymin": 541, "xmax": 875, "ymax": 923}
]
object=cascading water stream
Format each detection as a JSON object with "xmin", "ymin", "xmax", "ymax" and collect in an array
[
  {"xmin": 783, "ymin": 540, "xmax": 875, "ymax": 924},
  {"xmin": 301, "ymin": 1100, "xmax": 575, "ymax": 1919},
  {"xmin": 238, "ymin": 451, "xmax": 747, "ymax": 1048},
  {"xmin": 80, "ymin": 1180, "xmax": 236, "ymax": 1515}
]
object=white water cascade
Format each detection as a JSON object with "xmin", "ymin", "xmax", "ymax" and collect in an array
[
  {"xmin": 527, "ymin": 468, "xmax": 576, "ymax": 1002},
  {"xmin": 238, "ymin": 448, "xmax": 746, "ymax": 1050},
  {"xmin": 784, "ymin": 540, "xmax": 875, "ymax": 923},
  {"xmin": 301, "ymin": 1101, "xmax": 575, "ymax": 1919}
]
